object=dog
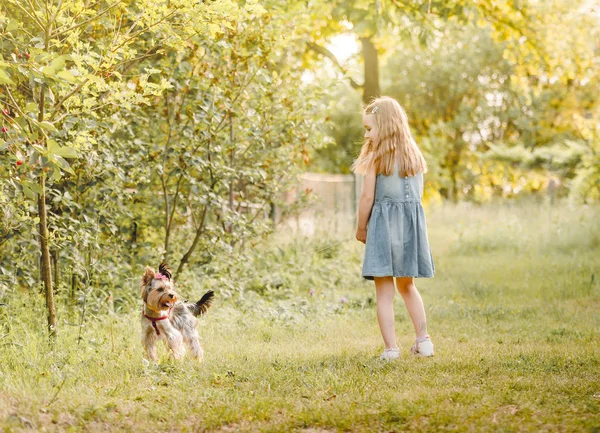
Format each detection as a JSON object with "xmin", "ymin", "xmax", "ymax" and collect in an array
[{"xmin": 140, "ymin": 262, "xmax": 214, "ymax": 361}]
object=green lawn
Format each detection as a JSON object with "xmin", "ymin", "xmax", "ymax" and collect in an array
[{"xmin": 1, "ymin": 201, "xmax": 599, "ymax": 432}]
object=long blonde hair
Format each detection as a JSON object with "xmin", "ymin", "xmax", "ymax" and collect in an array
[{"xmin": 352, "ymin": 96, "xmax": 427, "ymax": 177}]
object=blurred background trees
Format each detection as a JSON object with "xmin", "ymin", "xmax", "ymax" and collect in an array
[
  {"xmin": 1, "ymin": 0, "xmax": 598, "ymax": 335},
  {"xmin": 310, "ymin": 0, "xmax": 599, "ymax": 204}
]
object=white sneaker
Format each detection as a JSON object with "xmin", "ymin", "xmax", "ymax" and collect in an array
[
  {"xmin": 380, "ymin": 348, "xmax": 400, "ymax": 360},
  {"xmin": 411, "ymin": 336, "xmax": 434, "ymax": 357}
]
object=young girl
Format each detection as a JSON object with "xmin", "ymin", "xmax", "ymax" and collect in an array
[{"xmin": 353, "ymin": 96, "xmax": 435, "ymax": 360}]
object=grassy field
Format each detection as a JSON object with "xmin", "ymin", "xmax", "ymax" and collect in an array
[{"xmin": 1, "ymin": 200, "xmax": 599, "ymax": 432}]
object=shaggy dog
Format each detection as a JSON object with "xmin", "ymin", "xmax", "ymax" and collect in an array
[{"xmin": 140, "ymin": 263, "xmax": 213, "ymax": 361}]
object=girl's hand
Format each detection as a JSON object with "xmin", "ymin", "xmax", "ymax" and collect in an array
[{"xmin": 356, "ymin": 227, "xmax": 367, "ymax": 244}]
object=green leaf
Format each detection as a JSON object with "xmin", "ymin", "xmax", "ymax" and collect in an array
[
  {"xmin": 0, "ymin": 69, "xmax": 14, "ymax": 85},
  {"xmin": 50, "ymin": 167, "xmax": 62, "ymax": 181},
  {"xmin": 57, "ymin": 70, "xmax": 77, "ymax": 83},
  {"xmin": 38, "ymin": 121, "xmax": 58, "ymax": 133},
  {"xmin": 55, "ymin": 147, "xmax": 78, "ymax": 159},
  {"xmin": 53, "ymin": 155, "xmax": 74, "ymax": 174},
  {"xmin": 21, "ymin": 184, "xmax": 35, "ymax": 200},
  {"xmin": 22, "ymin": 181, "xmax": 43, "ymax": 195},
  {"xmin": 6, "ymin": 20, "xmax": 19, "ymax": 32},
  {"xmin": 48, "ymin": 140, "xmax": 78, "ymax": 158},
  {"xmin": 50, "ymin": 55, "xmax": 66, "ymax": 72},
  {"xmin": 25, "ymin": 102, "xmax": 39, "ymax": 113}
]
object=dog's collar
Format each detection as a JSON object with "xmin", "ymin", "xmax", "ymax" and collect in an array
[{"xmin": 142, "ymin": 305, "xmax": 172, "ymax": 336}]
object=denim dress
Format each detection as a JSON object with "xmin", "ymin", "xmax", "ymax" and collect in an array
[{"xmin": 362, "ymin": 167, "xmax": 435, "ymax": 280}]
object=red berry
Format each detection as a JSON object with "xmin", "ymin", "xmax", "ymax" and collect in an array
[
  {"xmin": 16, "ymin": 160, "xmax": 23, "ymax": 166},
  {"xmin": 1, "ymin": 127, "xmax": 8, "ymax": 133},
  {"xmin": 2, "ymin": 109, "xmax": 9, "ymax": 116}
]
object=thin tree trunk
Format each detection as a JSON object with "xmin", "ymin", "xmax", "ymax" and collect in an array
[
  {"xmin": 450, "ymin": 166, "xmax": 458, "ymax": 203},
  {"xmin": 39, "ymin": 254, "xmax": 43, "ymax": 293},
  {"xmin": 52, "ymin": 249, "xmax": 59, "ymax": 292},
  {"xmin": 175, "ymin": 204, "xmax": 209, "ymax": 279},
  {"xmin": 360, "ymin": 37, "xmax": 380, "ymax": 103},
  {"xmin": 39, "ymin": 3, "xmax": 57, "ymax": 339},
  {"xmin": 39, "ymin": 177, "xmax": 57, "ymax": 338},
  {"xmin": 130, "ymin": 220, "xmax": 138, "ymax": 265},
  {"xmin": 71, "ymin": 272, "xmax": 77, "ymax": 302},
  {"xmin": 228, "ymin": 119, "xmax": 234, "ymax": 239}
]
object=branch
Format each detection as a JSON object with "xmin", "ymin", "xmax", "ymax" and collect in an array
[
  {"xmin": 306, "ymin": 42, "xmax": 362, "ymax": 90},
  {"xmin": 174, "ymin": 200, "xmax": 211, "ymax": 279},
  {"xmin": 51, "ymin": 0, "xmax": 66, "ymax": 26},
  {"xmin": 110, "ymin": 6, "xmax": 183, "ymax": 54},
  {"xmin": 190, "ymin": 59, "xmax": 268, "ymax": 157},
  {"xmin": 53, "ymin": 0, "xmax": 104, "ymax": 37},
  {"xmin": 167, "ymin": 175, "xmax": 184, "ymax": 235},
  {"xmin": 48, "ymin": 78, "xmax": 90, "ymax": 122},
  {"xmin": 7, "ymin": 1, "xmax": 45, "ymax": 32},
  {"xmin": 116, "ymin": 45, "xmax": 163, "ymax": 75},
  {"xmin": 51, "ymin": 2, "xmax": 123, "ymax": 38},
  {"xmin": 2, "ymin": 85, "xmax": 36, "ymax": 133},
  {"xmin": 160, "ymin": 171, "xmax": 170, "ymax": 237}
]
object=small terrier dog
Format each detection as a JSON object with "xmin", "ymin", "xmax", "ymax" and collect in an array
[{"xmin": 140, "ymin": 262, "xmax": 214, "ymax": 361}]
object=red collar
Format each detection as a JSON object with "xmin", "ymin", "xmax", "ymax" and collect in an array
[{"xmin": 143, "ymin": 307, "xmax": 172, "ymax": 336}]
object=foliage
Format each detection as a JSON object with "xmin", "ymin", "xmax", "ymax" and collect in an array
[
  {"xmin": 0, "ymin": 0, "xmax": 332, "ymax": 326},
  {"xmin": 311, "ymin": 0, "xmax": 599, "ymax": 203},
  {"xmin": 123, "ymin": 4, "xmax": 332, "ymax": 279}
]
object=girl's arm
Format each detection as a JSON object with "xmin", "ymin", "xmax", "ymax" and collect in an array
[{"xmin": 355, "ymin": 169, "xmax": 376, "ymax": 244}]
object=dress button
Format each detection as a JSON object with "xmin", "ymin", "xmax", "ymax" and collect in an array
[
  {"xmin": 404, "ymin": 176, "xmax": 408, "ymax": 179},
  {"xmin": 405, "ymin": 194, "xmax": 409, "ymax": 199}
]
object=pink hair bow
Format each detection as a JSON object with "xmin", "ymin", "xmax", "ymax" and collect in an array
[{"xmin": 154, "ymin": 273, "xmax": 168, "ymax": 280}]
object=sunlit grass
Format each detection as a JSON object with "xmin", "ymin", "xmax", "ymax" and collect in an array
[{"xmin": 1, "ymin": 200, "xmax": 599, "ymax": 432}]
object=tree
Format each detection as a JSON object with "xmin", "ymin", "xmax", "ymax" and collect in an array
[
  {"xmin": 0, "ymin": 0, "xmax": 238, "ymax": 337},
  {"xmin": 309, "ymin": 0, "xmax": 600, "ymax": 203},
  {"xmin": 304, "ymin": 0, "xmax": 535, "ymax": 104},
  {"xmin": 119, "ymin": 1, "xmax": 332, "ymax": 278},
  {"xmin": 0, "ymin": 0, "xmax": 334, "ymax": 325}
]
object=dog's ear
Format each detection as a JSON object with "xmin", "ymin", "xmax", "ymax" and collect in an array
[
  {"xmin": 142, "ymin": 266, "xmax": 155, "ymax": 287},
  {"xmin": 158, "ymin": 262, "xmax": 172, "ymax": 280}
]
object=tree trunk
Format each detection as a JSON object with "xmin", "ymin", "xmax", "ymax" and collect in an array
[
  {"xmin": 447, "ymin": 144, "xmax": 462, "ymax": 203},
  {"xmin": 38, "ymin": 176, "xmax": 57, "ymax": 338},
  {"xmin": 37, "ymin": 7, "xmax": 57, "ymax": 339},
  {"xmin": 360, "ymin": 37, "xmax": 380, "ymax": 104},
  {"xmin": 130, "ymin": 220, "xmax": 138, "ymax": 266},
  {"xmin": 52, "ymin": 249, "xmax": 59, "ymax": 293},
  {"xmin": 71, "ymin": 272, "xmax": 78, "ymax": 302},
  {"xmin": 175, "ymin": 203, "xmax": 210, "ymax": 279},
  {"xmin": 228, "ymin": 119, "xmax": 234, "ymax": 239},
  {"xmin": 450, "ymin": 166, "xmax": 458, "ymax": 203}
]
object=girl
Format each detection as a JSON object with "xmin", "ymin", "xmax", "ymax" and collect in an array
[{"xmin": 353, "ymin": 96, "xmax": 435, "ymax": 360}]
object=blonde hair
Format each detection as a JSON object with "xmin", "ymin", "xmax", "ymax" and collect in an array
[{"xmin": 352, "ymin": 96, "xmax": 427, "ymax": 177}]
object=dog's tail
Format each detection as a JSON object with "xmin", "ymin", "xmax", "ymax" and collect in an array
[{"xmin": 187, "ymin": 290, "xmax": 214, "ymax": 317}]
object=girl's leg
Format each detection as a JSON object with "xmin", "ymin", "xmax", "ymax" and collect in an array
[
  {"xmin": 374, "ymin": 276, "xmax": 398, "ymax": 350},
  {"xmin": 395, "ymin": 277, "xmax": 428, "ymax": 339}
]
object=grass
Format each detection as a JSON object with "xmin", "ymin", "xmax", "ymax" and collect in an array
[{"xmin": 1, "ymin": 200, "xmax": 599, "ymax": 432}]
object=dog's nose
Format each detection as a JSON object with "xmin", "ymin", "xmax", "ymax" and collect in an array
[{"xmin": 168, "ymin": 294, "xmax": 174, "ymax": 299}]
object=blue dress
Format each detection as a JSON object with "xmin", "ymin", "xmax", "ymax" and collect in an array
[{"xmin": 362, "ymin": 167, "xmax": 435, "ymax": 280}]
